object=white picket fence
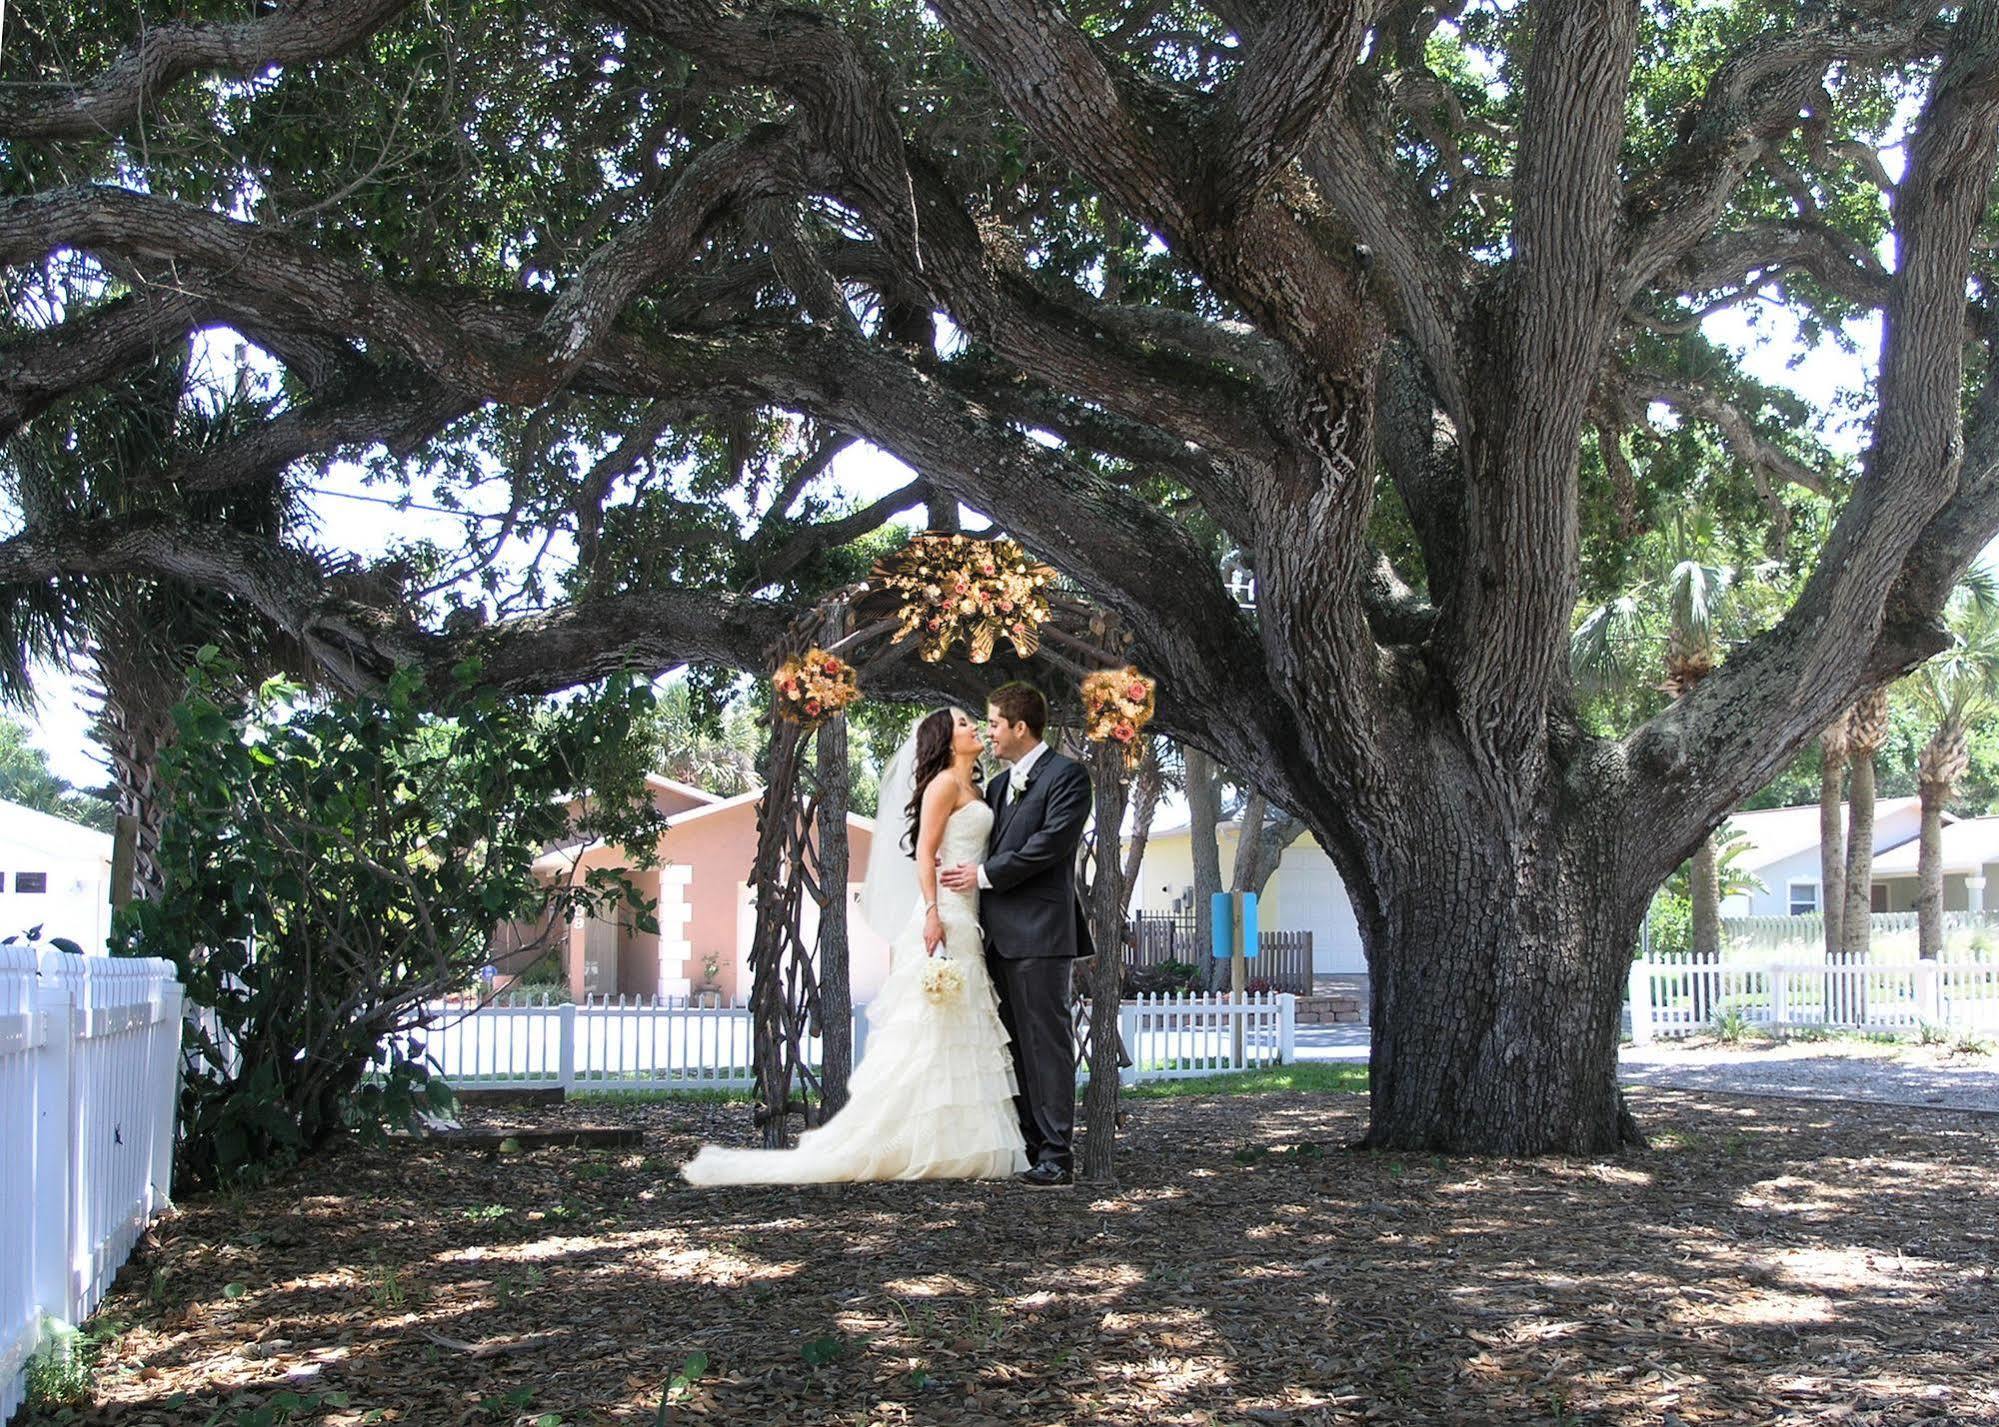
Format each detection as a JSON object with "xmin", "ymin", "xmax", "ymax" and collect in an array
[
  {"xmin": 0, "ymin": 947, "xmax": 183, "ymax": 1423},
  {"xmin": 1628, "ymin": 956, "xmax": 1999, "ymax": 1042},
  {"xmin": 410, "ymin": 990, "xmax": 1298, "ymax": 1092},
  {"xmin": 1113, "ymin": 992, "xmax": 1296, "ymax": 1080}
]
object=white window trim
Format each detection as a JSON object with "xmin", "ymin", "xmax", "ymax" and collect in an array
[{"xmin": 1787, "ymin": 879, "xmax": 1820, "ymax": 916}]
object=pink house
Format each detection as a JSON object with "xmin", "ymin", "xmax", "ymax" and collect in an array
[{"xmin": 525, "ymin": 775, "xmax": 895, "ymax": 1005}]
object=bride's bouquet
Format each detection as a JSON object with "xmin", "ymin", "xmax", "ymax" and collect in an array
[{"xmin": 917, "ymin": 954, "xmax": 967, "ymax": 1005}]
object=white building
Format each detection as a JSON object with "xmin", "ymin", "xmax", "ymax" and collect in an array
[
  {"xmin": 1717, "ymin": 797, "xmax": 1932, "ymax": 919},
  {"xmin": 0, "ymin": 798, "xmax": 115, "ymax": 952},
  {"xmin": 1868, "ymin": 814, "xmax": 1999, "ymax": 913},
  {"xmin": 1134, "ymin": 817, "xmax": 1367, "ymax": 974}
]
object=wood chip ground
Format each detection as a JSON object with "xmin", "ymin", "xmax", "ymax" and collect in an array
[{"xmin": 33, "ymin": 1087, "xmax": 1999, "ymax": 1426}]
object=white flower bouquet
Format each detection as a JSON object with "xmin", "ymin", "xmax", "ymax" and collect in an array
[{"xmin": 917, "ymin": 954, "xmax": 966, "ymax": 1005}]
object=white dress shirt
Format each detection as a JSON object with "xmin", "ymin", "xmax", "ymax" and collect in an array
[{"xmin": 977, "ymin": 740, "xmax": 1047, "ymax": 889}]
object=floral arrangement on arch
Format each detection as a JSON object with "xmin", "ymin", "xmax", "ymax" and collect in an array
[
  {"xmin": 771, "ymin": 647, "xmax": 861, "ymax": 726},
  {"xmin": 1081, "ymin": 665, "xmax": 1156, "ymax": 767},
  {"xmin": 873, "ymin": 534, "xmax": 1057, "ymax": 663}
]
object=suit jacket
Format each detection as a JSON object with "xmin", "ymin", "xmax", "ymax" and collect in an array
[{"xmin": 982, "ymin": 748, "xmax": 1095, "ymax": 961}]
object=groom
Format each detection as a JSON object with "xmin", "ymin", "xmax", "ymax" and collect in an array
[{"xmin": 940, "ymin": 682, "xmax": 1093, "ymax": 1187}]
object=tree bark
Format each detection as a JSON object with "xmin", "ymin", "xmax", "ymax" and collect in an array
[
  {"xmin": 1689, "ymin": 834, "xmax": 1722, "ymax": 959},
  {"xmin": 813, "ymin": 714, "xmax": 853, "ymax": 1114},
  {"xmin": 1080, "ymin": 748, "xmax": 1130, "ymax": 1185},
  {"xmin": 1231, "ymin": 789, "xmax": 1271, "ymax": 894},
  {"xmin": 1184, "ymin": 747, "xmax": 1225, "ymax": 988},
  {"xmin": 1119, "ymin": 741, "xmax": 1163, "ymax": 896},
  {"xmin": 1915, "ymin": 719, "xmax": 1968, "ymax": 961},
  {"xmin": 1818, "ymin": 737, "xmax": 1848, "ymax": 957},
  {"xmin": 1917, "ymin": 772, "xmax": 1948, "ymax": 960},
  {"xmin": 1360, "ymin": 806, "xmax": 1645, "ymax": 1154},
  {"xmin": 1842, "ymin": 752, "xmax": 1879, "ymax": 958}
]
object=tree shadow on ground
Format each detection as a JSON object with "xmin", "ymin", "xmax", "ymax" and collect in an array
[{"xmin": 38, "ymin": 1087, "xmax": 1999, "ymax": 1426}]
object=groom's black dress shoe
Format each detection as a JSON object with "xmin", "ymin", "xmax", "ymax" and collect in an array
[{"xmin": 1017, "ymin": 1162, "xmax": 1073, "ymax": 1187}]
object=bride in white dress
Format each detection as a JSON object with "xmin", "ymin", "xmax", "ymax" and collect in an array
[{"xmin": 681, "ymin": 708, "xmax": 1029, "ymax": 1184}]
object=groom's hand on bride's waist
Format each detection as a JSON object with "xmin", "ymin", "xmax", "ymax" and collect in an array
[{"xmin": 938, "ymin": 862, "xmax": 980, "ymax": 892}]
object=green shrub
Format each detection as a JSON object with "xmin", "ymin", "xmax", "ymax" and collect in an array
[
  {"xmin": 1123, "ymin": 958, "xmax": 1205, "ymax": 997},
  {"xmin": 1647, "ymin": 891, "xmax": 1693, "ymax": 957},
  {"xmin": 1711, "ymin": 1004, "xmax": 1751, "ymax": 1044},
  {"xmin": 116, "ymin": 654, "xmax": 665, "ymax": 1188}
]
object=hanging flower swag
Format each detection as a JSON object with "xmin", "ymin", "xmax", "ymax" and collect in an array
[
  {"xmin": 1081, "ymin": 666, "xmax": 1157, "ymax": 766},
  {"xmin": 872, "ymin": 534, "xmax": 1057, "ymax": 663},
  {"xmin": 772, "ymin": 647, "xmax": 861, "ymax": 726}
]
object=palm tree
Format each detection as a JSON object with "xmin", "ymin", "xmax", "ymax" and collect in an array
[
  {"xmin": 1574, "ymin": 525, "xmax": 1741, "ymax": 957},
  {"xmin": 0, "ymin": 346, "xmax": 307, "ymax": 901},
  {"xmin": 1817, "ymin": 719, "xmax": 1850, "ymax": 957},
  {"xmin": 1906, "ymin": 576, "xmax": 1999, "ymax": 958},
  {"xmin": 1840, "ymin": 688, "xmax": 1894, "ymax": 959}
]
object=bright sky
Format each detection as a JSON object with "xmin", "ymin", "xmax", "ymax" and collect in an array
[{"xmin": 13, "ymin": 284, "xmax": 1997, "ymax": 791}]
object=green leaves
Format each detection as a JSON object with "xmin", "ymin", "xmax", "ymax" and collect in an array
[
  {"xmin": 113, "ymin": 660, "xmax": 666, "ymax": 1188},
  {"xmin": 800, "ymin": 1334, "xmax": 845, "ymax": 1367}
]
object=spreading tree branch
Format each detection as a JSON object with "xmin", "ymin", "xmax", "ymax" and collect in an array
[{"xmin": 0, "ymin": 0, "xmax": 417, "ymax": 141}]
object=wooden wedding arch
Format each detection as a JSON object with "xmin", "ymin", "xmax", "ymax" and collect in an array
[{"xmin": 744, "ymin": 534, "xmax": 1157, "ymax": 1181}]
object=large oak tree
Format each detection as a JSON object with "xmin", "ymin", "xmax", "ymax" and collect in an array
[{"xmin": 8, "ymin": 0, "xmax": 1999, "ymax": 1152}]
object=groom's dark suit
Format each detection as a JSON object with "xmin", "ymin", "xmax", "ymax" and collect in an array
[{"xmin": 982, "ymin": 747, "xmax": 1094, "ymax": 1173}]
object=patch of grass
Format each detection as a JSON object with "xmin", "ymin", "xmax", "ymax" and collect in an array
[
  {"xmin": 25, "ymin": 1324, "xmax": 98, "ymax": 1411},
  {"xmin": 1711, "ymin": 1005, "xmax": 1751, "ymax": 1044},
  {"xmin": 1125, "ymin": 1061, "xmax": 1367, "ymax": 1099},
  {"xmin": 1952, "ymin": 1031, "xmax": 1994, "ymax": 1057}
]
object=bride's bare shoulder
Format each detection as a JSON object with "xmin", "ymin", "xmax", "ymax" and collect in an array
[{"xmin": 923, "ymin": 770, "xmax": 980, "ymax": 814}]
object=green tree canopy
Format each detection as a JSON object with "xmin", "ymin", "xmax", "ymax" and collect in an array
[
  {"xmin": 13, "ymin": 0, "xmax": 1999, "ymax": 1153},
  {"xmin": 0, "ymin": 714, "xmax": 111, "ymax": 831}
]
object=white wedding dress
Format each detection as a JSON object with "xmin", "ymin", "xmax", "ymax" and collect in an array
[{"xmin": 681, "ymin": 799, "xmax": 1028, "ymax": 1184}]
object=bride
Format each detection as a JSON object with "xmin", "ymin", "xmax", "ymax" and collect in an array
[{"xmin": 680, "ymin": 708, "xmax": 1028, "ymax": 1184}]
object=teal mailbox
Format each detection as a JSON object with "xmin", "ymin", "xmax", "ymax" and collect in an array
[{"xmin": 1209, "ymin": 891, "xmax": 1260, "ymax": 959}]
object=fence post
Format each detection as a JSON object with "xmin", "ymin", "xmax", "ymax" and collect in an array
[
  {"xmin": 150, "ymin": 976, "xmax": 185, "ymax": 1214},
  {"xmin": 1770, "ymin": 964, "xmax": 1789, "ymax": 1032},
  {"xmin": 1277, "ymin": 993, "xmax": 1296, "ymax": 1063},
  {"xmin": 1916, "ymin": 960, "xmax": 1942, "ymax": 1026},
  {"xmin": 557, "ymin": 1002, "xmax": 578, "ymax": 1092},
  {"xmin": 1117, "ymin": 1000, "xmax": 1140, "ymax": 1087},
  {"xmin": 1626, "ymin": 956, "xmax": 1652, "ymax": 1045},
  {"xmin": 31, "ymin": 973, "xmax": 78, "ymax": 1337}
]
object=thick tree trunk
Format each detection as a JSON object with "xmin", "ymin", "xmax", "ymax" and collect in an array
[
  {"xmin": 1689, "ymin": 834, "xmax": 1722, "ymax": 959},
  {"xmin": 1842, "ymin": 753, "xmax": 1878, "ymax": 958},
  {"xmin": 1361, "ymin": 813, "xmax": 1645, "ymax": 1155},
  {"xmin": 1818, "ymin": 753, "xmax": 1847, "ymax": 956}
]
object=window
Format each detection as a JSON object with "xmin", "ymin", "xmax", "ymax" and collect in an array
[
  {"xmin": 14, "ymin": 872, "xmax": 47, "ymax": 894},
  {"xmin": 1788, "ymin": 881, "xmax": 1819, "ymax": 916}
]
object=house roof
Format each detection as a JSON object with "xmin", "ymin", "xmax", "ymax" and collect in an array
[
  {"xmin": 1870, "ymin": 815, "xmax": 1999, "ymax": 878},
  {"xmin": 644, "ymin": 773, "xmax": 748, "ymax": 804},
  {"xmin": 1722, "ymin": 797, "xmax": 1931, "ymax": 869},
  {"xmin": 532, "ymin": 796, "xmax": 877, "ymax": 873},
  {"xmin": 0, "ymin": 798, "xmax": 113, "ymax": 863}
]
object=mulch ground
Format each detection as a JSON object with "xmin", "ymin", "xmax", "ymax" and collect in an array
[{"xmin": 31, "ymin": 1088, "xmax": 1999, "ymax": 1426}]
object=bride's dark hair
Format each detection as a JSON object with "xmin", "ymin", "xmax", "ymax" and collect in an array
[{"xmin": 903, "ymin": 708, "xmax": 967, "ymax": 856}]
